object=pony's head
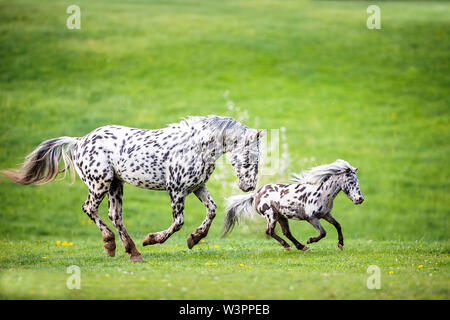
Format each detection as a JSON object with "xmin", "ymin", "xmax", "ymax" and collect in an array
[
  {"xmin": 339, "ymin": 167, "xmax": 364, "ymax": 205},
  {"xmin": 229, "ymin": 129, "xmax": 266, "ymax": 192},
  {"xmin": 291, "ymin": 159, "xmax": 364, "ymax": 205}
]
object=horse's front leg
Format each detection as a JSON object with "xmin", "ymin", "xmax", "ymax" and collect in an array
[
  {"xmin": 306, "ymin": 217, "xmax": 326, "ymax": 244},
  {"xmin": 143, "ymin": 190, "xmax": 186, "ymax": 246},
  {"xmin": 323, "ymin": 213, "xmax": 344, "ymax": 250},
  {"xmin": 187, "ymin": 185, "xmax": 217, "ymax": 249}
]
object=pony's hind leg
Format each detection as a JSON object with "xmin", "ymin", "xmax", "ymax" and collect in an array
[
  {"xmin": 187, "ymin": 185, "xmax": 217, "ymax": 249},
  {"xmin": 266, "ymin": 218, "xmax": 291, "ymax": 250},
  {"xmin": 278, "ymin": 216, "xmax": 308, "ymax": 251},
  {"xmin": 82, "ymin": 190, "xmax": 116, "ymax": 257},
  {"xmin": 107, "ymin": 179, "xmax": 144, "ymax": 262},
  {"xmin": 143, "ymin": 190, "xmax": 186, "ymax": 246}
]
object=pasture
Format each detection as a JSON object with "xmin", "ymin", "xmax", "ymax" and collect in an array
[{"xmin": 0, "ymin": 0, "xmax": 449, "ymax": 299}]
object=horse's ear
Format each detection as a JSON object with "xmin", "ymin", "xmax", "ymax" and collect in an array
[
  {"xmin": 345, "ymin": 168, "xmax": 351, "ymax": 173},
  {"xmin": 257, "ymin": 129, "xmax": 267, "ymax": 138},
  {"xmin": 355, "ymin": 168, "xmax": 358, "ymax": 173}
]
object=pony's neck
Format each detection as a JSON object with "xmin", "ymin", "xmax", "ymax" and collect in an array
[{"xmin": 320, "ymin": 174, "xmax": 342, "ymax": 201}]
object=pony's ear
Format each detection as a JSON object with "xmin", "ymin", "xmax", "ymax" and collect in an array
[
  {"xmin": 257, "ymin": 129, "xmax": 267, "ymax": 138},
  {"xmin": 355, "ymin": 168, "xmax": 358, "ymax": 173},
  {"xmin": 345, "ymin": 168, "xmax": 351, "ymax": 173}
]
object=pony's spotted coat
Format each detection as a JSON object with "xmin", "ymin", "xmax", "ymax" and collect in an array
[
  {"xmin": 2, "ymin": 116, "xmax": 265, "ymax": 262},
  {"xmin": 223, "ymin": 160, "xmax": 365, "ymax": 250}
]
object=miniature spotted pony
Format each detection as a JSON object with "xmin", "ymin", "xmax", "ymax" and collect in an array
[
  {"xmin": 1, "ymin": 115, "xmax": 266, "ymax": 262},
  {"xmin": 222, "ymin": 159, "xmax": 364, "ymax": 251}
]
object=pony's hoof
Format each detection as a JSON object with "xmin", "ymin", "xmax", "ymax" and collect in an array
[
  {"xmin": 103, "ymin": 241, "xmax": 116, "ymax": 257},
  {"xmin": 130, "ymin": 255, "xmax": 145, "ymax": 263},
  {"xmin": 143, "ymin": 233, "xmax": 160, "ymax": 246},
  {"xmin": 338, "ymin": 243, "xmax": 343, "ymax": 250},
  {"xmin": 187, "ymin": 233, "xmax": 202, "ymax": 249},
  {"xmin": 301, "ymin": 245, "xmax": 309, "ymax": 251},
  {"xmin": 284, "ymin": 246, "xmax": 292, "ymax": 251}
]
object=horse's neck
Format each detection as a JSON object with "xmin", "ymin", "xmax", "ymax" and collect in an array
[{"xmin": 195, "ymin": 127, "xmax": 227, "ymax": 162}]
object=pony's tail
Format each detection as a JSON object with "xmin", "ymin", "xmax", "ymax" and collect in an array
[
  {"xmin": 1, "ymin": 137, "xmax": 78, "ymax": 185},
  {"xmin": 222, "ymin": 193, "xmax": 255, "ymax": 237}
]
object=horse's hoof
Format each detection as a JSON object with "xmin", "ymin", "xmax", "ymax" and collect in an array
[
  {"xmin": 301, "ymin": 245, "xmax": 309, "ymax": 251},
  {"xmin": 130, "ymin": 255, "xmax": 145, "ymax": 263},
  {"xmin": 187, "ymin": 233, "xmax": 201, "ymax": 249},
  {"xmin": 338, "ymin": 243, "xmax": 343, "ymax": 250},
  {"xmin": 143, "ymin": 233, "xmax": 159, "ymax": 246},
  {"xmin": 284, "ymin": 246, "xmax": 292, "ymax": 251}
]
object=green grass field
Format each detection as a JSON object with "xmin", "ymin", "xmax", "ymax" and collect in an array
[{"xmin": 0, "ymin": 0, "xmax": 448, "ymax": 300}]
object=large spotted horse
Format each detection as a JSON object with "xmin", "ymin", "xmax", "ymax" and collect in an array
[
  {"xmin": 1, "ymin": 116, "xmax": 266, "ymax": 262},
  {"xmin": 223, "ymin": 159, "xmax": 364, "ymax": 251}
]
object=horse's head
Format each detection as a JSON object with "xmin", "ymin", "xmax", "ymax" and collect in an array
[
  {"xmin": 229, "ymin": 129, "xmax": 266, "ymax": 192},
  {"xmin": 339, "ymin": 167, "xmax": 364, "ymax": 204}
]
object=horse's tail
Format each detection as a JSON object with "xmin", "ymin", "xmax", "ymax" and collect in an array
[
  {"xmin": 222, "ymin": 193, "xmax": 255, "ymax": 237},
  {"xmin": 1, "ymin": 136, "xmax": 78, "ymax": 185}
]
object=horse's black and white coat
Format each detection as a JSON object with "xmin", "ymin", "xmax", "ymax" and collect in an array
[
  {"xmin": 223, "ymin": 160, "xmax": 365, "ymax": 251},
  {"xmin": 2, "ymin": 115, "xmax": 265, "ymax": 262}
]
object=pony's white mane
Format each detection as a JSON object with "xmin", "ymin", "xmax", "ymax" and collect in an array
[{"xmin": 291, "ymin": 159, "xmax": 356, "ymax": 185}]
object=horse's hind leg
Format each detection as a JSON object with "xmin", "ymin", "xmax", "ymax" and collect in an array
[
  {"xmin": 107, "ymin": 179, "xmax": 143, "ymax": 262},
  {"xmin": 143, "ymin": 191, "xmax": 186, "ymax": 246},
  {"xmin": 278, "ymin": 216, "xmax": 308, "ymax": 251},
  {"xmin": 82, "ymin": 190, "xmax": 116, "ymax": 257},
  {"xmin": 187, "ymin": 185, "xmax": 217, "ymax": 249}
]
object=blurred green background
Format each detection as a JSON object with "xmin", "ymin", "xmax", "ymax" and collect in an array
[{"xmin": 0, "ymin": 0, "xmax": 448, "ymax": 299}]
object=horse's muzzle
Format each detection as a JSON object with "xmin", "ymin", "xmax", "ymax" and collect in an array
[
  {"xmin": 240, "ymin": 184, "xmax": 255, "ymax": 192},
  {"xmin": 354, "ymin": 196, "xmax": 365, "ymax": 204}
]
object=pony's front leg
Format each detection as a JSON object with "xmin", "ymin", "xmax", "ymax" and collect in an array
[
  {"xmin": 143, "ymin": 191, "xmax": 186, "ymax": 246},
  {"xmin": 306, "ymin": 218, "xmax": 326, "ymax": 244},
  {"xmin": 323, "ymin": 213, "xmax": 344, "ymax": 250},
  {"xmin": 187, "ymin": 185, "xmax": 217, "ymax": 249}
]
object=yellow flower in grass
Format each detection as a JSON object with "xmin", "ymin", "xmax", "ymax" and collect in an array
[
  {"xmin": 68, "ymin": 242, "xmax": 73, "ymax": 246},
  {"xmin": 200, "ymin": 240, "xmax": 205, "ymax": 243},
  {"xmin": 205, "ymin": 262, "xmax": 211, "ymax": 266},
  {"xmin": 418, "ymin": 265, "xmax": 424, "ymax": 269},
  {"xmin": 62, "ymin": 241, "xmax": 68, "ymax": 246},
  {"xmin": 105, "ymin": 273, "xmax": 110, "ymax": 277},
  {"xmin": 56, "ymin": 240, "xmax": 61, "ymax": 245},
  {"xmin": 41, "ymin": 256, "xmax": 48, "ymax": 259},
  {"xmin": 389, "ymin": 270, "xmax": 394, "ymax": 275},
  {"xmin": 214, "ymin": 245, "xmax": 219, "ymax": 248},
  {"xmin": 239, "ymin": 264, "xmax": 245, "ymax": 267}
]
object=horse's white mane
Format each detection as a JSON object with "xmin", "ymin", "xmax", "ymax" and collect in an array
[
  {"xmin": 291, "ymin": 159, "xmax": 357, "ymax": 185},
  {"xmin": 168, "ymin": 115, "xmax": 254, "ymax": 139}
]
